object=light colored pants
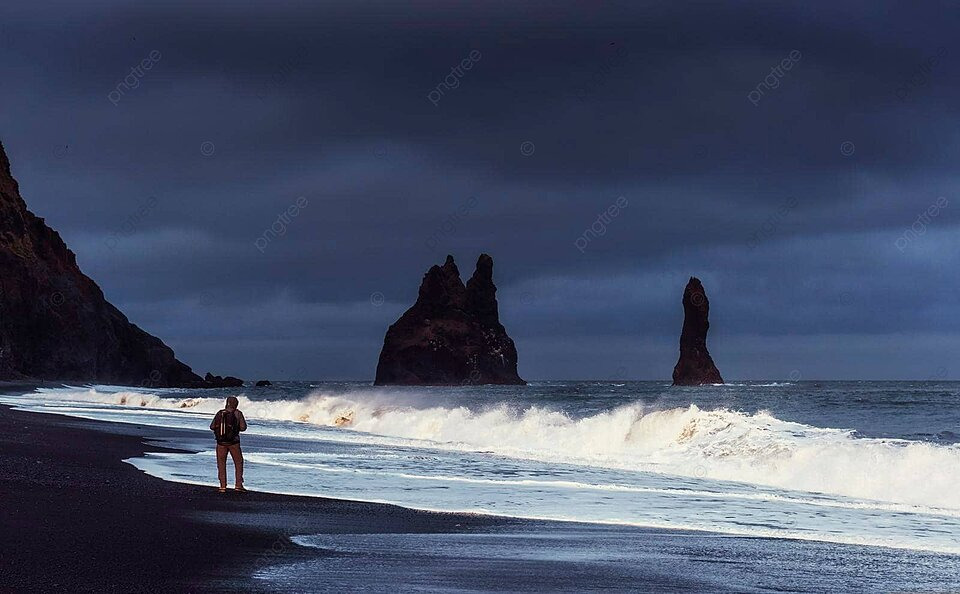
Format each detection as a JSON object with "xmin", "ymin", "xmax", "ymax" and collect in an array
[{"xmin": 216, "ymin": 443, "xmax": 244, "ymax": 489}]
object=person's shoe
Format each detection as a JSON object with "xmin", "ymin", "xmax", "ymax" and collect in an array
[
  {"xmin": 235, "ymin": 485, "xmax": 247, "ymax": 492},
  {"xmin": 218, "ymin": 487, "xmax": 227, "ymax": 493}
]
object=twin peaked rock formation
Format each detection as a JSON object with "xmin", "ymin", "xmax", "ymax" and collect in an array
[
  {"xmin": 0, "ymin": 141, "xmax": 236, "ymax": 387},
  {"xmin": 672, "ymin": 277, "xmax": 723, "ymax": 386},
  {"xmin": 375, "ymin": 254, "xmax": 525, "ymax": 386}
]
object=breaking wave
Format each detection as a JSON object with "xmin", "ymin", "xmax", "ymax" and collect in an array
[{"xmin": 23, "ymin": 386, "xmax": 960, "ymax": 511}]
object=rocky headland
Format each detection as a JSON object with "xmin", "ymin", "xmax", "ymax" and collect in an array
[{"xmin": 0, "ymin": 140, "xmax": 239, "ymax": 388}]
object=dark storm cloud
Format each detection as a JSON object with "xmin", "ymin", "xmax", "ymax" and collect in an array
[{"xmin": 1, "ymin": 0, "xmax": 958, "ymax": 379}]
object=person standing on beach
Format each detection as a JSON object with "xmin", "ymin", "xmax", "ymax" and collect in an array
[{"xmin": 210, "ymin": 396, "xmax": 247, "ymax": 493}]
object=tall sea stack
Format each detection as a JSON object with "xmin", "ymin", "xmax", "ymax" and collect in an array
[
  {"xmin": 672, "ymin": 277, "xmax": 723, "ymax": 386},
  {"xmin": 0, "ymin": 140, "xmax": 235, "ymax": 387},
  {"xmin": 374, "ymin": 254, "xmax": 525, "ymax": 386}
]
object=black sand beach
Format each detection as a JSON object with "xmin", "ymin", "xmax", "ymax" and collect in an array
[
  {"xmin": 0, "ymin": 404, "xmax": 506, "ymax": 592},
  {"xmin": 0, "ymin": 400, "xmax": 716, "ymax": 593},
  {"xmin": 4, "ymin": 399, "xmax": 959, "ymax": 593}
]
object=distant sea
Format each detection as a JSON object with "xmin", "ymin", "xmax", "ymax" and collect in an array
[{"xmin": 4, "ymin": 381, "xmax": 960, "ymax": 591}]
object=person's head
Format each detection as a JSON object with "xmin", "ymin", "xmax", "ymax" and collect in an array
[{"xmin": 225, "ymin": 396, "xmax": 239, "ymax": 410}]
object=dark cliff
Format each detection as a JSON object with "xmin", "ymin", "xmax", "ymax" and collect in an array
[
  {"xmin": 0, "ymin": 140, "xmax": 234, "ymax": 387},
  {"xmin": 374, "ymin": 254, "xmax": 525, "ymax": 386}
]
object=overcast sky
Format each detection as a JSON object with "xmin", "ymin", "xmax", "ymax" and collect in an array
[{"xmin": 1, "ymin": 1, "xmax": 957, "ymax": 380}]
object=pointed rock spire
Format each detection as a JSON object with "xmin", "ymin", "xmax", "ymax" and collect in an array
[
  {"xmin": 465, "ymin": 253, "xmax": 499, "ymax": 327},
  {"xmin": 672, "ymin": 277, "xmax": 723, "ymax": 385},
  {"xmin": 416, "ymin": 254, "xmax": 466, "ymax": 311}
]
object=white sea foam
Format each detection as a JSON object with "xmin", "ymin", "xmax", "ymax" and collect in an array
[
  {"xmin": 15, "ymin": 386, "xmax": 960, "ymax": 511},
  {"xmin": 240, "ymin": 452, "xmax": 960, "ymax": 518}
]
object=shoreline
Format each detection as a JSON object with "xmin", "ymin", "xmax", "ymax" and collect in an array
[
  {"xmin": 9, "ymin": 386, "xmax": 960, "ymax": 555},
  {"xmin": 4, "ymin": 393, "xmax": 960, "ymax": 592},
  {"xmin": 0, "ymin": 404, "xmax": 513, "ymax": 592}
]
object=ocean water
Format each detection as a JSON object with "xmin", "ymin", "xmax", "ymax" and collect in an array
[{"xmin": 3, "ymin": 381, "xmax": 960, "ymax": 590}]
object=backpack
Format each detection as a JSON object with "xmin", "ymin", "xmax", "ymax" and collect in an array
[{"xmin": 214, "ymin": 409, "xmax": 241, "ymax": 443}]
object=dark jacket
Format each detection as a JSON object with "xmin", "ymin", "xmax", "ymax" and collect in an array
[{"xmin": 210, "ymin": 409, "xmax": 247, "ymax": 445}]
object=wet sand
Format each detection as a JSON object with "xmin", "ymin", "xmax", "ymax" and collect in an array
[{"xmin": 0, "ymin": 404, "xmax": 506, "ymax": 592}]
